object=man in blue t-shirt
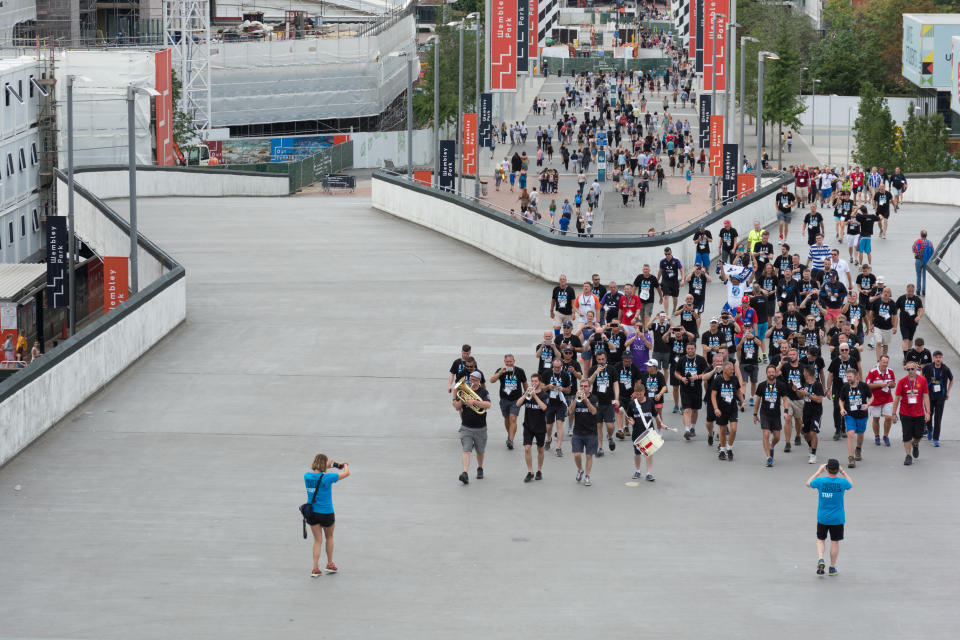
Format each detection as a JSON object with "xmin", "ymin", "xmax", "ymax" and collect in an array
[{"xmin": 807, "ymin": 458, "xmax": 853, "ymax": 577}]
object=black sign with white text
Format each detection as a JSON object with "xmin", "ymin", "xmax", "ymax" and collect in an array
[
  {"xmin": 698, "ymin": 95, "xmax": 711, "ymax": 148},
  {"xmin": 439, "ymin": 140, "xmax": 456, "ymax": 192},
  {"xmin": 46, "ymin": 215, "xmax": 68, "ymax": 308},
  {"xmin": 517, "ymin": 1, "xmax": 529, "ymax": 73},
  {"xmin": 479, "ymin": 93, "xmax": 493, "ymax": 147},
  {"xmin": 722, "ymin": 144, "xmax": 738, "ymax": 201}
]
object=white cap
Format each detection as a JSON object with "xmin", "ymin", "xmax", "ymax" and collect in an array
[
  {"xmin": 645, "ymin": 359, "xmax": 659, "ymax": 368},
  {"xmin": 877, "ymin": 275, "xmax": 886, "ymax": 282}
]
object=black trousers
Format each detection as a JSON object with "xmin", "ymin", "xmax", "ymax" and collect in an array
[
  {"xmin": 927, "ymin": 396, "xmax": 946, "ymax": 440},
  {"xmin": 833, "ymin": 396, "xmax": 844, "ymax": 435}
]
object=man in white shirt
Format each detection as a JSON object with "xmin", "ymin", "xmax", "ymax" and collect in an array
[{"xmin": 825, "ymin": 249, "xmax": 852, "ymax": 290}]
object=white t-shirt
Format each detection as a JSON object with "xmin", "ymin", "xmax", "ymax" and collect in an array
[
  {"xmin": 829, "ymin": 258, "xmax": 850, "ymax": 282},
  {"xmin": 725, "ymin": 279, "xmax": 745, "ymax": 310}
]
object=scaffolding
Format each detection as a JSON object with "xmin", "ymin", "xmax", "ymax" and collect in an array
[
  {"xmin": 36, "ymin": 47, "xmax": 57, "ymax": 219},
  {"xmin": 162, "ymin": 0, "xmax": 211, "ymax": 139}
]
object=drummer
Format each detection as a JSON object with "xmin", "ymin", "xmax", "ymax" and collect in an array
[{"xmin": 626, "ymin": 387, "xmax": 659, "ymax": 482}]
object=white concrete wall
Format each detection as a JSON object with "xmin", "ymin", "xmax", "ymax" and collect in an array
[
  {"xmin": 925, "ymin": 273, "xmax": 960, "ymax": 356},
  {"xmin": 901, "ymin": 177, "xmax": 960, "ymax": 207},
  {"xmin": 799, "ymin": 95, "xmax": 917, "ymax": 128},
  {"xmin": 352, "ymin": 130, "xmax": 433, "ymax": 168},
  {"xmin": 0, "ymin": 276, "xmax": 185, "ymax": 466},
  {"xmin": 372, "ymin": 174, "xmax": 783, "ymax": 283},
  {"xmin": 72, "ymin": 169, "xmax": 289, "ymax": 200}
]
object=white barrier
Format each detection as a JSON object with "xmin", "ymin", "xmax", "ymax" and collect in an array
[
  {"xmin": 72, "ymin": 167, "xmax": 290, "ymax": 199},
  {"xmin": 372, "ymin": 172, "xmax": 787, "ymax": 283}
]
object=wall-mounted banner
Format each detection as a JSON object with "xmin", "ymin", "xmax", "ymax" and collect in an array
[
  {"xmin": 528, "ymin": 0, "xmax": 538, "ymax": 65},
  {"xmin": 703, "ymin": 0, "xmax": 729, "ymax": 92},
  {"xmin": 103, "ymin": 256, "xmax": 130, "ymax": 313},
  {"xmin": 413, "ymin": 170, "xmax": 432, "ymax": 186},
  {"xmin": 492, "ymin": 0, "xmax": 517, "ymax": 91},
  {"xmin": 709, "ymin": 114, "xmax": 723, "ymax": 176},
  {"xmin": 698, "ymin": 95, "xmax": 711, "ymax": 148},
  {"xmin": 439, "ymin": 140, "xmax": 456, "ymax": 191},
  {"xmin": 737, "ymin": 173, "xmax": 756, "ymax": 199},
  {"xmin": 462, "ymin": 113, "xmax": 478, "ymax": 175},
  {"xmin": 722, "ymin": 144, "xmax": 738, "ymax": 201},
  {"xmin": 46, "ymin": 216, "xmax": 68, "ymax": 308},
  {"xmin": 517, "ymin": 0, "xmax": 529, "ymax": 73},
  {"xmin": 694, "ymin": 0, "xmax": 705, "ymax": 73},
  {"xmin": 479, "ymin": 93, "xmax": 493, "ymax": 147}
]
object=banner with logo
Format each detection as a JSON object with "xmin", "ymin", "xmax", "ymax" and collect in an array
[
  {"xmin": 492, "ymin": 0, "xmax": 517, "ymax": 91},
  {"xmin": 709, "ymin": 114, "xmax": 723, "ymax": 176},
  {"xmin": 698, "ymin": 95, "xmax": 711, "ymax": 148},
  {"xmin": 479, "ymin": 93, "xmax": 493, "ymax": 147},
  {"xmin": 737, "ymin": 173, "xmax": 756, "ymax": 199},
  {"xmin": 722, "ymin": 144, "xmax": 738, "ymax": 201},
  {"xmin": 528, "ymin": 0, "xmax": 538, "ymax": 67},
  {"xmin": 694, "ymin": 0, "xmax": 705, "ymax": 73},
  {"xmin": 703, "ymin": 0, "xmax": 729, "ymax": 92},
  {"xmin": 439, "ymin": 140, "xmax": 456, "ymax": 191},
  {"xmin": 462, "ymin": 113, "xmax": 477, "ymax": 175},
  {"xmin": 517, "ymin": 0, "xmax": 529, "ymax": 74},
  {"xmin": 45, "ymin": 216, "xmax": 68, "ymax": 308},
  {"xmin": 103, "ymin": 257, "xmax": 130, "ymax": 313}
]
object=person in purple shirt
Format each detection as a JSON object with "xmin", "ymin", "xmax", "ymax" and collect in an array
[{"xmin": 626, "ymin": 319, "xmax": 654, "ymax": 365}]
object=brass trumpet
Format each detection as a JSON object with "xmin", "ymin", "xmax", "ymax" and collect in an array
[
  {"xmin": 524, "ymin": 386, "xmax": 535, "ymax": 400},
  {"xmin": 576, "ymin": 391, "xmax": 585, "ymax": 402},
  {"xmin": 454, "ymin": 377, "xmax": 486, "ymax": 414}
]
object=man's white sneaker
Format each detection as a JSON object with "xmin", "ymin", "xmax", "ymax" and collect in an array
[{"xmin": 808, "ymin": 454, "xmax": 817, "ymax": 464}]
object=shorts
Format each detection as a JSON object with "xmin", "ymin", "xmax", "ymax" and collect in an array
[
  {"xmin": 500, "ymin": 398, "xmax": 522, "ymax": 418},
  {"xmin": 661, "ymin": 282, "xmax": 680, "ymax": 297},
  {"xmin": 825, "ymin": 307, "xmax": 842, "ymax": 324},
  {"xmin": 777, "ymin": 210, "xmax": 792, "ymax": 223},
  {"xmin": 755, "ymin": 322, "xmax": 769, "ymax": 341},
  {"xmin": 890, "ymin": 186, "xmax": 901, "ymax": 197},
  {"xmin": 553, "ymin": 312, "xmax": 574, "ymax": 329},
  {"xmin": 795, "ymin": 186, "xmax": 808, "ymax": 199},
  {"xmin": 305, "ymin": 511, "xmax": 336, "ymax": 527},
  {"xmin": 876, "ymin": 328, "xmax": 892, "ymax": 345},
  {"xmin": 900, "ymin": 414, "xmax": 926, "ymax": 441},
  {"xmin": 846, "ymin": 234, "xmax": 860, "ymax": 248},
  {"xmin": 820, "ymin": 187, "xmax": 832, "ymax": 199},
  {"xmin": 879, "ymin": 209, "xmax": 890, "ymax": 219},
  {"xmin": 522, "ymin": 426, "xmax": 547, "ymax": 447},
  {"xmin": 858, "ymin": 237, "xmax": 872, "ymax": 253},
  {"xmin": 900, "ymin": 323, "xmax": 917, "ymax": 341},
  {"xmin": 596, "ymin": 403, "xmax": 616, "ymax": 423},
  {"xmin": 680, "ymin": 389, "xmax": 703, "ymax": 411},
  {"xmin": 705, "ymin": 398, "xmax": 717, "ymax": 422},
  {"xmin": 695, "ymin": 252, "xmax": 711, "ymax": 267},
  {"xmin": 739, "ymin": 363, "xmax": 758, "ymax": 383},
  {"xmin": 459, "ymin": 425, "xmax": 488, "ymax": 453},
  {"xmin": 759, "ymin": 413, "xmax": 782, "ymax": 431},
  {"xmin": 714, "ymin": 405, "xmax": 738, "ymax": 426},
  {"xmin": 802, "ymin": 415, "xmax": 821, "ymax": 434},
  {"xmin": 844, "ymin": 415, "xmax": 868, "ymax": 434},
  {"xmin": 787, "ymin": 398, "xmax": 805, "ymax": 418},
  {"xmin": 571, "ymin": 432, "xmax": 599, "ymax": 455},
  {"xmin": 640, "ymin": 301, "xmax": 655, "ymax": 318},
  {"xmin": 867, "ymin": 402, "xmax": 893, "ymax": 418},
  {"xmin": 817, "ymin": 522, "xmax": 844, "ymax": 541},
  {"xmin": 546, "ymin": 402, "xmax": 568, "ymax": 422}
]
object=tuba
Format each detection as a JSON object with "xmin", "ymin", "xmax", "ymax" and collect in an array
[{"xmin": 454, "ymin": 377, "xmax": 486, "ymax": 414}]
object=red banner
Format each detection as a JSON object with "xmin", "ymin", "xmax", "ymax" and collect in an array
[
  {"xmin": 737, "ymin": 173, "xmax": 756, "ymax": 198},
  {"xmin": 492, "ymin": 0, "xmax": 517, "ymax": 91},
  {"xmin": 413, "ymin": 170, "xmax": 432, "ymax": 186},
  {"xmin": 154, "ymin": 49, "xmax": 175, "ymax": 166},
  {"xmin": 529, "ymin": 0, "xmax": 538, "ymax": 65},
  {"xmin": 462, "ymin": 113, "xmax": 477, "ymax": 175},
  {"xmin": 103, "ymin": 257, "xmax": 129, "ymax": 313},
  {"xmin": 709, "ymin": 115, "xmax": 723, "ymax": 176},
  {"xmin": 689, "ymin": 0, "xmax": 698, "ymax": 62},
  {"xmin": 703, "ymin": 0, "xmax": 729, "ymax": 92}
]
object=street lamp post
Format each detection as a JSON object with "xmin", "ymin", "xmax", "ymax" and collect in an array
[
  {"xmin": 724, "ymin": 22, "xmax": 741, "ymax": 160},
  {"xmin": 389, "ymin": 50, "xmax": 415, "ymax": 180},
  {"xmin": 756, "ymin": 51, "xmax": 779, "ymax": 189},
  {"xmin": 828, "ymin": 93, "xmax": 832, "ymax": 167},
  {"xmin": 473, "ymin": 13, "xmax": 481, "ymax": 199},
  {"xmin": 433, "ymin": 35, "xmax": 440, "ymax": 187},
  {"xmin": 457, "ymin": 21, "xmax": 464, "ymax": 195},
  {"xmin": 846, "ymin": 106, "xmax": 852, "ymax": 167},
  {"xmin": 740, "ymin": 36, "xmax": 759, "ymax": 173},
  {"xmin": 126, "ymin": 84, "xmax": 159, "ymax": 296},
  {"xmin": 67, "ymin": 76, "xmax": 76, "ymax": 336}
]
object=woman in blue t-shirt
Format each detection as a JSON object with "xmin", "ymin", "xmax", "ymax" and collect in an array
[{"xmin": 304, "ymin": 454, "xmax": 350, "ymax": 577}]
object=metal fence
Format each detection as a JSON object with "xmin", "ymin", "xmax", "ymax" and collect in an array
[{"xmin": 543, "ymin": 56, "xmax": 669, "ymax": 75}]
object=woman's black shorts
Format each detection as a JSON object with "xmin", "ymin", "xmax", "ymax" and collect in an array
[{"xmin": 306, "ymin": 511, "xmax": 335, "ymax": 527}]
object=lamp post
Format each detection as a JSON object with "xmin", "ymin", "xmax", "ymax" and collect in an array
[
  {"xmin": 811, "ymin": 78, "xmax": 821, "ymax": 145},
  {"xmin": 755, "ymin": 51, "xmax": 779, "ymax": 189},
  {"xmin": 709, "ymin": 11, "xmax": 726, "ymax": 210},
  {"xmin": 724, "ymin": 22, "xmax": 741, "ymax": 157},
  {"xmin": 470, "ymin": 12, "xmax": 481, "ymax": 199},
  {"xmin": 388, "ymin": 50, "xmax": 415, "ymax": 180},
  {"xmin": 846, "ymin": 106, "xmax": 852, "ymax": 168},
  {"xmin": 457, "ymin": 20, "xmax": 464, "ymax": 195},
  {"xmin": 828, "ymin": 93, "xmax": 833, "ymax": 167},
  {"xmin": 126, "ymin": 84, "xmax": 159, "ymax": 296},
  {"xmin": 433, "ymin": 35, "xmax": 440, "ymax": 187},
  {"xmin": 740, "ymin": 36, "xmax": 759, "ymax": 173},
  {"xmin": 66, "ymin": 75, "xmax": 91, "ymax": 336}
]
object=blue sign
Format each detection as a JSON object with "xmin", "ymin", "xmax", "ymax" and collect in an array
[
  {"xmin": 597, "ymin": 131, "xmax": 608, "ymax": 148},
  {"xmin": 270, "ymin": 136, "xmax": 335, "ymax": 162}
]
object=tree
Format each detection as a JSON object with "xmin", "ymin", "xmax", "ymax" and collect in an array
[
  {"xmin": 852, "ymin": 82, "xmax": 897, "ymax": 170},
  {"xmin": 897, "ymin": 105, "xmax": 955, "ymax": 172},
  {"xmin": 170, "ymin": 70, "xmax": 198, "ymax": 149},
  {"xmin": 808, "ymin": 2, "xmax": 870, "ymax": 96},
  {"xmin": 858, "ymin": 0, "xmax": 935, "ymax": 94},
  {"xmin": 763, "ymin": 23, "xmax": 806, "ymax": 169},
  {"xmin": 412, "ymin": 19, "xmax": 481, "ymax": 132}
]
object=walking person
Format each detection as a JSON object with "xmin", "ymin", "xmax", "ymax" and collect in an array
[
  {"xmin": 922, "ymin": 351, "xmax": 953, "ymax": 447},
  {"xmin": 569, "ymin": 379, "xmax": 599, "ymax": 486},
  {"xmin": 453, "ymin": 371, "xmax": 492, "ymax": 484},
  {"xmin": 892, "ymin": 361, "xmax": 931, "ymax": 466},
  {"xmin": 837, "ymin": 368, "xmax": 871, "ymax": 468},
  {"xmin": 912, "ymin": 230, "xmax": 935, "ymax": 296},
  {"xmin": 807, "ymin": 459, "xmax": 852, "ymax": 577},
  {"xmin": 303, "ymin": 454, "xmax": 350, "ymax": 577}
]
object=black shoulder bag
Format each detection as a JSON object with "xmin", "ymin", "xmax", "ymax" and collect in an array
[{"xmin": 299, "ymin": 474, "xmax": 324, "ymax": 539}]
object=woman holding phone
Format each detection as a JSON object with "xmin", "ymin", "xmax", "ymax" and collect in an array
[{"xmin": 304, "ymin": 454, "xmax": 350, "ymax": 577}]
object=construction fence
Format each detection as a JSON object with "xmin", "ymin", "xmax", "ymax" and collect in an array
[{"xmin": 203, "ymin": 140, "xmax": 354, "ymax": 194}]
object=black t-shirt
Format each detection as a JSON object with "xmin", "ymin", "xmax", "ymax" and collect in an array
[
  {"xmin": 677, "ymin": 307, "xmax": 699, "ymax": 336},
  {"xmin": 802, "ymin": 357, "xmax": 826, "ymax": 382},
  {"xmin": 739, "ymin": 338, "xmax": 761, "ymax": 365},
  {"xmin": 605, "ymin": 330, "xmax": 627, "ymax": 363},
  {"xmin": 871, "ymin": 298, "xmax": 895, "ymax": 330},
  {"xmin": 856, "ymin": 273, "xmax": 877, "ymax": 294},
  {"xmin": 616, "ymin": 362, "xmax": 642, "ymax": 395},
  {"xmin": 922, "ymin": 364, "xmax": 953, "ymax": 397},
  {"xmin": 717, "ymin": 323, "xmax": 737, "ymax": 350},
  {"xmin": 701, "ymin": 329, "xmax": 723, "ymax": 352},
  {"xmin": 768, "ymin": 326, "xmax": 788, "ymax": 354},
  {"xmin": 600, "ymin": 291, "xmax": 624, "ymax": 322},
  {"xmin": 673, "ymin": 355, "xmax": 709, "ymax": 391},
  {"xmin": 750, "ymin": 296, "xmax": 770, "ymax": 324},
  {"xmin": 802, "ymin": 380, "xmax": 824, "ymax": 418},
  {"xmin": 778, "ymin": 278, "xmax": 799, "ymax": 309},
  {"xmin": 904, "ymin": 348, "xmax": 932, "ymax": 367},
  {"xmin": 803, "ymin": 212, "xmax": 824, "ymax": 244},
  {"xmin": 572, "ymin": 394, "xmax": 599, "ymax": 435},
  {"xmin": 591, "ymin": 364, "xmax": 617, "ymax": 403},
  {"xmin": 783, "ymin": 311, "xmax": 803, "ymax": 335},
  {"xmin": 537, "ymin": 343, "xmax": 557, "ymax": 373},
  {"xmin": 780, "ymin": 361, "xmax": 805, "ymax": 390},
  {"xmin": 552, "ymin": 285, "xmax": 576, "ymax": 315},
  {"xmin": 774, "ymin": 254, "xmax": 792, "ymax": 276},
  {"xmin": 711, "ymin": 375, "xmax": 741, "ymax": 408},
  {"xmin": 688, "ymin": 273, "xmax": 708, "ymax": 303},
  {"xmin": 845, "ymin": 218, "xmax": 861, "ymax": 237},
  {"xmin": 856, "ymin": 211, "xmax": 877, "ymax": 237},
  {"xmin": 874, "ymin": 190, "xmax": 891, "ymax": 215},
  {"xmin": 560, "ymin": 357, "xmax": 582, "ymax": 382},
  {"xmin": 896, "ymin": 294, "xmax": 923, "ymax": 328},
  {"xmin": 889, "ymin": 173, "xmax": 906, "ymax": 190},
  {"xmin": 828, "ymin": 357, "xmax": 858, "ymax": 393},
  {"xmin": 522, "ymin": 391, "xmax": 550, "ymax": 431},
  {"xmin": 554, "ymin": 333, "xmax": 582, "ymax": 352},
  {"xmin": 659, "ymin": 257, "xmax": 682, "ymax": 284},
  {"xmin": 776, "ymin": 191, "xmax": 796, "ymax": 212},
  {"xmin": 820, "ymin": 282, "xmax": 847, "ymax": 309},
  {"xmin": 450, "ymin": 358, "xmax": 468, "ymax": 378},
  {"xmin": 839, "ymin": 381, "xmax": 871, "ymax": 419},
  {"xmin": 694, "ymin": 230, "xmax": 713, "ymax": 253},
  {"xmin": 755, "ymin": 379, "xmax": 795, "ymax": 417},
  {"xmin": 666, "ymin": 333, "xmax": 690, "ymax": 366},
  {"xmin": 836, "ymin": 199, "xmax": 854, "ymax": 220},
  {"xmin": 639, "ymin": 371, "xmax": 667, "ymax": 402},
  {"xmin": 497, "ymin": 367, "xmax": 527, "ymax": 400},
  {"xmin": 634, "ymin": 274, "xmax": 660, "ymax": 303},
  {"xmin": 544, "ymin": 370, "xmax": 573, "ymax": 404},
  {"xmin": 460, "ymin": 387, "xmax": 489, "ymax": 428},
  {"xmin": 753, "ymin": 242, "xmax": 774, "ymax": 268},
  {"xmin": 719, "ymin": 227, "xmax": 738, "ymax": 252}
]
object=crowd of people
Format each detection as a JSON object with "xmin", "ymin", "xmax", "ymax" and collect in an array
[{"xmin": 448, "ymin": 178, "xmax": 951, "ymax": 489}]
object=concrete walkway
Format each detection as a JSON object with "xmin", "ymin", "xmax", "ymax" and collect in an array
[{"xmin": 0, "ymin": 187, "xmax": 958, "ymax": 638}]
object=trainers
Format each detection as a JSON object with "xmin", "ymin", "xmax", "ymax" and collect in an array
[
  {"xmin": 507, "ymin": 439, "xmax": 514, "ymax": 450},
  {"xmin": 727, "ymin": 449, "xmax": 734, "ymax": 461},
  {"xmin": 784, "ymin": 443, "xmax": 792, "ymax": 453},
  {"xmin": 616, "ymin": 429, "xmax": 625, "ymax": 440},
  {"xmin": 476, "ymin": 467, "xmax": 484, "ymax": 480},
  {"xmin": 708, "ymin": 434, "xmax": 714, "ymax": 446},
  {"xmin": 672, "ymin": 405, "xmax": 680, "ymax": 414},
  {"xmin": 855, "ymin": 447, "xmax": 862, "ymax": 461},
  {"xmin": 926, "ymin": 427, "xmax": 933, "ymax": 440},
  {"xmin": 749, "ymin": 397, "xmax": 755, "ymax": 407},
  {"xmin": 808, "ymin": 453, "xmax": 817, "ymax": 464},
  {"xmin": 817, "ymin": 559, "xmax": 825, "ymax": 575},
  {"xmin": 828, "ymin": 567, "xmax": 838, "ymax": 577},
  {"xmin": 524, "ymin": 472, "xmax": 534, "ymax": 482},
  {"xmin": 766, "ymin": 456, "xmax": 774, "ymax": 467},
  {"xmin": 576, "ymin": 469, "xmax": 584, "ymax": 482},
  {"xmin": 875, "ymin": 436, "xmax": 881, "ymax": 446},
  {"xmin": 883, "ymin": 436, "xmax": 891, "ymax": 447},
  {"xmin": 545, "ymin": 439, "xmax": 552, "ymax": 450},
  {"xmin": 646, "ymin": 473, "xmax": 655, "ymax": 482},
  {"xmin": 633, "ymin": 470, "xmax": 643, "ymax": 479},
  {"xmin": 325, "ymin": 563, "xmax": 339, "ymax": 574},
  {"xmin": 608, "ymin": 437, "xmax": 616, "ymax": 452},
  {"xmin": 848, "ymin": 456, "xmax": 856, "ymax": 468},
  {"xmin": 794, "ymin": 435, "xmax": 802, "ymax": 446},
  {"xmin": 459, "ymin": 471, "xmax": 469, "ymax": 485},
  {"xmin": 912, "ymin": 443, "xmax": 920, "ymax": 458},
  {"xmin": 556, "ymin": 447, "xmax": 563, "ymax": 457},
  {"xmin": 690, "ymin": 427, "xmax": 696, "ymax": 437},
  {"xmin": 584, "ymin": 475, "xmax": 592, "ymax": 486},
  {"xmin": 597, "ymin": 448, "xmax": 605, "ymax": 457},
  {"xmin": 535, "ymin": 470, "xmax": 543, "ymax": 480},
  {"xmin": 904, "ymin": 455, "xmax": 913, "ymax": 466},
  {"xmin": 311, "ymin": 568, "xmax": 322, "ymax": 578},
  {"xmin": 833, "ymin": 432, "xmax": 842, "ymax": 441},
  {"xmin": 719, "ymin": 450, "xmax": 727, "ymax": 460},
  {"xmin": 934, "ymin": 440, "xmax": 940, "ymax": 447},
  {"xmin": 683, "ymin": 430, "xmax": 691, "ymax": 441}
]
